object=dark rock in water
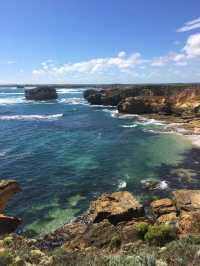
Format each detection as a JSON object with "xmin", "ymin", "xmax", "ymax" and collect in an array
[
  {"xmin": 0, "ymin": 215, "xmax": 21, "ymax": 234},
  {"xmin": 25, "ymin": 87, "xmax": 58, "ymax": 101}
]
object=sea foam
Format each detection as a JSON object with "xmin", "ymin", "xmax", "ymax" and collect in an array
[{"xmin": 0, "ymin": 114, "xmax": 63, "ymax": 121}]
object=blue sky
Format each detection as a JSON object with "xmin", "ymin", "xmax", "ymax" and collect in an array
[{"xmin": 1, "ymin": 0, "xmax": 200, "ymax": 83}]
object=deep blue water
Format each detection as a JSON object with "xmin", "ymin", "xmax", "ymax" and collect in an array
[{"xmin": 0, "ymin": 87, "xmax": 192, "ymax": 235}]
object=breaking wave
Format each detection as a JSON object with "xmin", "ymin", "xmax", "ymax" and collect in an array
[{"xmin": 0, "ymin": 114, "xmax": 63, "ymax": 121}]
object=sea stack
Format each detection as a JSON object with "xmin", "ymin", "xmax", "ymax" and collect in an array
[{"xmin": 25, "ymin": 87, "xmax": 58, "ymax": 101}]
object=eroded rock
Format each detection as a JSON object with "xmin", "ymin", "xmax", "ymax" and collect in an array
[
  {"xmin": 173, "ymin": 190, "xmax": 200, "ymax": 212},
  {"xmin": 0, "ymin": 180, "xmax": 21, "ymax": 234},
  {"xmin": 151, "ymin": 198, "xmax": 176, "ymax": 217},
  {"xmin": 0, "ymin": 180, "xmax": 21, "ymax": 212},
  {"xmin": 88, "ymin": 191, "xmax": 144, "ymax": 225}
]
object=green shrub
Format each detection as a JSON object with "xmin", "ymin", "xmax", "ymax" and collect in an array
[
  {"xmin": 110, "ymin": 235, "xmax": 121, "ymax": 250},
  {"xmin": 135, "ymin": 222, "xmax": 149, "ymax": 239},
  {"xmin": 144, "ymin": 224, "xmax": 177, "ymax": 246},
  {"xmin": 3, "ymin": 236, "xmax": 13, "ymax": 247}
]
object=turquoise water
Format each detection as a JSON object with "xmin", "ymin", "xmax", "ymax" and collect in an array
[{"xmin": 0, "ymin": 87, "xmax": 193, "ymax": 235}]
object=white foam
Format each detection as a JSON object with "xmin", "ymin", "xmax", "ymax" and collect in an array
[
  {"xmin": 157, "ymin": 180, "xmax": 169, "ymax": 190},
  {"xmin": 59, "ymin": 98, "xmax": 87, "ymax": 105},
  {"xmin": 118, "ymin": 180, "xmax": 127, "ymax": 189},
  {"xmin": 0, "ymin": 97, "xmax": 25, "ymax": 105},
  {"xmin": 121, "ymin": 124, "xmax": 137, "ymax": 128},
  {"xmin": 57, "ymin": 89, "xmax": 82, "ymax": 94},
  {"xmin": 0, "ymin": 114, "xmax": 63, "ymax": 121},
  {"xmin": 0, "ymin": 92, "xmax": 24, "ymax": 95}
]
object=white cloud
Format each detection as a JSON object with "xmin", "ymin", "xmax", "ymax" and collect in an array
[
  {"xmin": 183, "ymin": 33, "xmax": 200, "ymax": 58},
  {"xmin": 177, "ymin": 17, "xmax": 200, "ymax": 32},
  {"xmin": 118, "ymin": 51, "xmax": 126, "ymax": 58},
  {"xmin": 32, "ymin": 52, "xmax": 142, "ymax": 78}
]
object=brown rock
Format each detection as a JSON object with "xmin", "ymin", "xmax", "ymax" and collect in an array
[
  {"xmin": 64, "ymin": 220, "xmax": 117, "ymax": 251},
  {"xmin": 88, "ymin": 191, "xmax": 144, "ymax": 225},
  {"xmin": 0, "ymin": 180, "xmax": 21, "ymax": 212},
  {"xmin": 178, "ymin": 211, "xmax": 200, "ymax": 235},
  {"xmin": 157, "ymin": 212, "xmax": 178, "ymax": 225},
  {"xmin": 173, "ymin": 190, "xmax": 200, "ymax": 212},
  {"xmin": 151, "ymin": 198, "xmax": 176, "ymax": 217},
  {"xmin": 118, "ymin": 96, "xmax": 168, "ymax": 114}
]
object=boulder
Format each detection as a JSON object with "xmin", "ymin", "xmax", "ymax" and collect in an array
[
  {"xmin": 173, "ymin": 190, "xmax": 200, "ymax": 212},
  {"xmin": 156, "ymin": 213, "xmax": 178, "ymax": 225},
  {"xmin": 0, "ymin": 180, "xmax": 21, "ymax": 212},
  {"xmin": 25, "ymin": 87, "xmax": 58, "ymax": 101},
  {"xmin": 150, "ymin": 198, "xmax": 176, "ymax": 217},
  {"xmin": 0, "ymin": 180, "xmax": 21, "ymax": 235},
  {"xmin": 88, "ymin": 191, "xmax": 144, "ymax": 225},
  {"xmin": 173, "ymin": 190, "xmax": 200, "ymax": 234}
]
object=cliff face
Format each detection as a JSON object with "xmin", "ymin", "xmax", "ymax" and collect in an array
[{"xmin": 84, "ymin": 85, "xmax": 200, "ymax": 116}]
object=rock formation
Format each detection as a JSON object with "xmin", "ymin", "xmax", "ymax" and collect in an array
[
  {"xmin": 88, "ymin": 191, "xmax": 144, "ymax": 224},
  {"xmin": 84, "ymin": 85, "xmax": 200, "ymax": 117},
  {"xmin": 25, "ymin": 87, "xmax": 58, "ymax": 101},
  {"xmin": 0, "ymin": 180, "xmax": 21, "ymax": 234}
]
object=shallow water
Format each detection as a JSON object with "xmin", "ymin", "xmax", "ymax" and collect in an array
[{"xmin": 0, "ymin": 87, "xmax": 193, "ymax": 235}]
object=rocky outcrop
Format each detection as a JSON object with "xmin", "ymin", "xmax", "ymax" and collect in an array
[
  {"xmin": 150, "ymin": 190, "xmax": 200, "ymax": 235},
  {"xmin": 118, "ymin": 96, "xmax": 169, "ymax": 114},
  {"xmin": 88, "ymin": 191, "xmax": 144, "ymax": 225},
  {"xmin": 0, "ymin": 180, "xmax": 21, "ymax": 212},
  {"xmin": 37, "ymin": 189, "xmax": 200, "ymax": 254},
  {"xmin": 25, "ymin": 87, "xmax": 58, "ymax": 101},
  {"xmin": 0, "ymin": 180, "xmax": 21, "ymax": 234},
  {"xmin": 84, "ymin": 85, "xmax": 200, "ymax": 117},
  {"xmin": 172, "ymin": 190, "xmax": 200, "ymax": 235}
]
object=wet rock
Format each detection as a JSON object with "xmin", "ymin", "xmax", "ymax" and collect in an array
[
  {"xmin": 25, "ymin": 87, "xmax": 58, "ymax": 101},
  {"xmin": 0, "ymin": 215, "xmax": 21, "ymax": 235},
  {"xmin": 170, "ymin": 168, "xmax": 197, "ymax": 184},
  {"xmin": 88, "ymin": 191, "xmax": 144, "ymax": 225},
  {"xmin": 141, "ymin": 179, "xmax": 168, "ymax": 191}
]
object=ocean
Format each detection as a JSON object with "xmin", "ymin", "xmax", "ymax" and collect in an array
[{"xmin": 0, "ymin": 87, "xmax": 193, "ymax": 236}]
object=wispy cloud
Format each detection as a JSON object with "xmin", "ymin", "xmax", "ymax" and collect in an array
[
  {"xmin": 32, "ymin": 52, "xmax": 142, "ymax": 78},
  {"xmin": 7, "ymin": 60, "xmax": 16, "ymax": 65},
  {"xmin": 177, "ymin": 17, "xmax": 200, "ymax": 32}
]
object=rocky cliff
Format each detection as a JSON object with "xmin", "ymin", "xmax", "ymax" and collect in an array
[{"xmin": 84, "ymin": 85, "xmax": 200, "ymax": 116}]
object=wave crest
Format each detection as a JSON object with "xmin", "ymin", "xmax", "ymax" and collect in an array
[{"xmin": 0, "ymin": 114, "xmax": 63, "ymax": 121}]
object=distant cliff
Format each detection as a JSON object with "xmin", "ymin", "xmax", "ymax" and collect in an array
[{"xmin": 84, "ymin": 85, "xmax": 200, "ymax": 116}]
